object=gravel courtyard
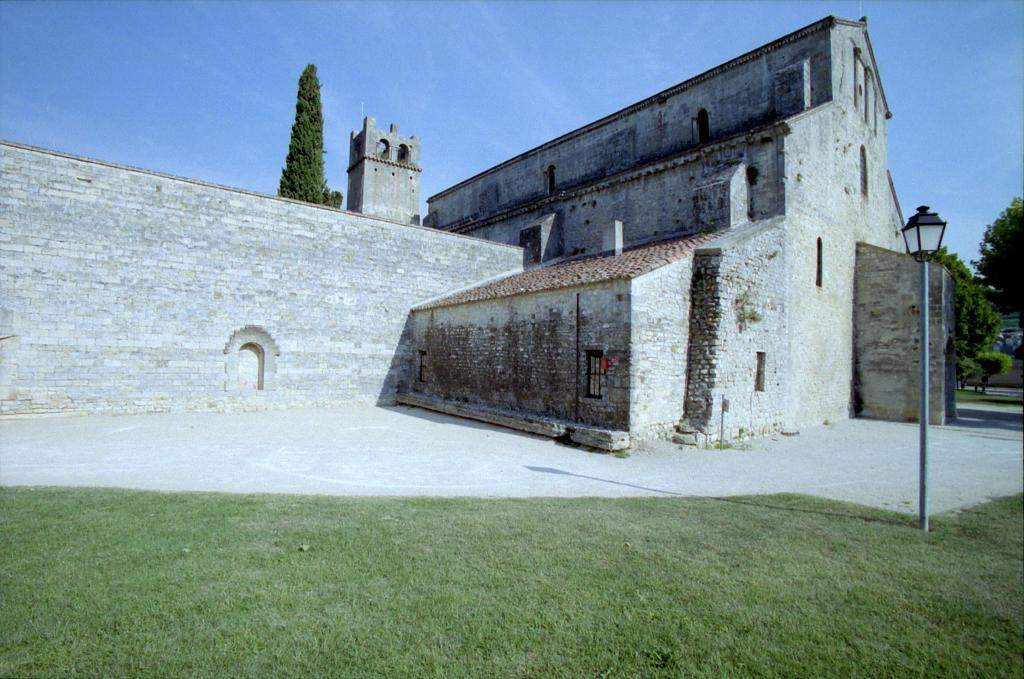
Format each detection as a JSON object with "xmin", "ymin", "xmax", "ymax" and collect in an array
[{"xmin": 2, "ymin": 403, "xmax": 1020, "ymax": 513}]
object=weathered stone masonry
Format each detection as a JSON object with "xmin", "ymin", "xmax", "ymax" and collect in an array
[
  {"xmin": 402, "ymin": 15, "xmax": 955, "ymax": 444},
  {"xmin": 411, "ymin": 281, "xmax": 631, "ymax": 430},
  {"xmin": 0, "ymin": 142, "xmax": 521, "ymax": 415},
  {"xmin": 0, "ymin": 15, "xmax": 958, "ymax": 451},
  {"xmin": 853, "ymin": 243, "xmax": 956, "ymax": 424}
]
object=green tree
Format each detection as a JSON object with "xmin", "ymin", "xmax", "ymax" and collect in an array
[
  {"xmin": 932, "ymin": 248, "xmax": 1001, "ymax": 380},
  {"xmin": 974, "ymin": 197, "xmax": 1022, "ymax": 323},
  {"xmin": 323, "ymin": 188, "xmax": 343, "ymax": 208},
  {"xmin": 278, "ymin": 64, "xmax": 342, "ymax": 207},
  {"xmin": 956, "ymin": 356, "xmax": 982, "ymax": 390},
  {"xmin": 976, "ymin": 349, "xmax": 1012, "ymax": 392}
]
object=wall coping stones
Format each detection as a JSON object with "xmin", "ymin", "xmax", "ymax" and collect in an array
[{"xmin": 695, "ymin": 218, "xmax": 785, "ymax": 256}]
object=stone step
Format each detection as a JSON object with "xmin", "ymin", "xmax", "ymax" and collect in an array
[{"xmin": 672, "ymin": 432, "xmax": 699, "ymax": 446}]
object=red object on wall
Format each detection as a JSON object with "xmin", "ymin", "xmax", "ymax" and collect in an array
[{"xmin": 600, "ymin": 356, "xmax": 610, "ymax": 372}]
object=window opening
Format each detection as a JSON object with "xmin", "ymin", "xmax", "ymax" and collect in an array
[
  {"xmin": 755, "ymin": 352, "xmax": 766, "ymax": 392},
  {"xmin": 696, "ymin": 109, "xmax": 710, "ymax": 144},
  {"xmin": 586, "ymin": 350, "xmax": 606, "ymax": 398},
  {"xmin": 816, "ymin": 237, "xmax": 823, "ymax": 287}
]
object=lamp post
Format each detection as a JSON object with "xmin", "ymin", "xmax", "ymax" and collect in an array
[{"xmin": 901, "ymin": 205, "xmax": 948, "ymax": 532}]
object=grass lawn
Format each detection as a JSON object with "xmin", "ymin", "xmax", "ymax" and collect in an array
[
  {"xmin": 957, "ymin": 389, "xmax": 1024, "ymax": 408},
  {"xmin": 1, "ymin": 489, "xmax": 1022, "ymax": 677}
]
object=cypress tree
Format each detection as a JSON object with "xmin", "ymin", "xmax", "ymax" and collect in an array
[{"xmin": 279, "ymin": 64, "xmax": 337, "ymax": 205}]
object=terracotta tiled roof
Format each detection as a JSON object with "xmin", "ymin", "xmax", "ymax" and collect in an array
[{"xmin": 416, "ymin": 233, "xmax": 716, "ymax": 310}]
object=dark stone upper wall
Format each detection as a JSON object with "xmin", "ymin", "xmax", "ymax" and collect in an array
[{"xmin": 425, "ymin": 18, "xmax": 834, "ymax": 236}]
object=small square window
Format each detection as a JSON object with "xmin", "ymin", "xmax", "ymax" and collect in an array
[
  {"xmin": 586, "ymin": 350, "xmax": 606, "ymax": 399},
  {"xmin": 755, "ymin": 352, "xmax": 766, "ymax": 392}
]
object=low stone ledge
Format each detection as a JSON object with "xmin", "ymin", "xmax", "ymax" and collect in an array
[
  {"xmin": 570, "ymin": 428, "xmax": 630, "ymax": 452},
  {"xmin": 396, "ymin": 392, "xmax": 567, "ymax": 438},
  {"xmin": 396, "ymin": 392, "xmax": 630, "ymax": 451}
]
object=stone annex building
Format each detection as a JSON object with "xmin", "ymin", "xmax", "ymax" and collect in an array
[{"xmin": 0, "ymin": 16, "xmax": 955, "ymax": 450}]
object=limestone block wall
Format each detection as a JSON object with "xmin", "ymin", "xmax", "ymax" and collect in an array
[
  {"xmin": 0, "ymin": 142, "xmax": 521, "ymax": 416},
  {"xmin": 778, "ymin": 31, "xmax": 902, "ymax": 430},
  {"xmin": 628, "ymin": 258, "xmax": 693, "ymax": 438},
  {"xmin": 426, "ymin": 18, "xmax": 835, "ymax": 232},
  {"xmin": 683, "ymin": 223, "xmax": 789, "ymax": 441},
  {"xmin": 853, "ymin": 243, "xmax": 956, "ymax": 423},
  {"xmin": 409, "ymin": 280, "xmax": 631, "ymax": 429}
]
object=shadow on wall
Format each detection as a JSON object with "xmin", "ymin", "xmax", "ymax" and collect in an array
[{"xmin": 376, "ymin": 313, "xmax": 415, "ymax": 406}]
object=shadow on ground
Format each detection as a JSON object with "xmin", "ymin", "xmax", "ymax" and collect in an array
[
  {"xmin": 524, "ymin": 466, "xmax": 912, "ymax": 527},
  {"xmin": 951, "ymin": 407, "xmax": 1023, "ymax": 434}
]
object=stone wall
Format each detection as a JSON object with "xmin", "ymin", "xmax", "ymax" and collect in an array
[
  {"xmin": 434, "ymin": 137, "xmax": 784, "ymax": 261},
  {"xmin": 426, "ymin": 18, "xmax": 834, "ymax": 234},
  {"xmin": 0, "ymin": 142, "xmax": 521, "ymax": 416},
  {"xmin": 853, "ymin": 243, "xmax": 956, "ymax": 423},
  {"xmin": 628, "ymin": 258, "xmax": 692, "ymax": 438},
  {"xmin": 682, "ymin": 223, "xmax": 789, "ymax": 441},
  {"xmin": 773, "ymin": 20, "xmax": 903, "ymax": 431},
  {"xmin": 409, "ymin": 280, "xmax": 631, "ymax": 429}
]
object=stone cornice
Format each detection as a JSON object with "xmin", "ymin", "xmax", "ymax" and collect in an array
[
  {"xmin": 346, "ymin": 155, "xmax": 422, "ymax": 174},
  {"xmin": 428, "ymin": 15, "xmax": 840, "ymax": 204},
  {"xmin": 441, "ymin": 119, "xmax": 792, "ymax": 235}
]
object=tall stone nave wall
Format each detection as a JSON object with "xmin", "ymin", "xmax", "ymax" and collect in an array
[{"xmin": 0, "ymin": 142, "xmax": 522, "ymax": 415}]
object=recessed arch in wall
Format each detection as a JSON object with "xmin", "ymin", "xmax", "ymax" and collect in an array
[
  {"xmin": 545, "ymin": 165, "xmax": 556, "ymax": 195},
  {"xmin": 397, "ymin": 144, "xmax": 410, "ymax": 162},
  {"xmin": 376, "ymin": 139, "xmax": 390, "ymax": 159},
  {"xmin": 853, "ymin": 45, "xmax": 862, "ymax": 107},
  {"xmin": 238, "ymin": 342, "xmax": 264, "ymax": 390},
  {"xmin": 223, "ymin": 325, "xmax": 280, "ymax": 393}
]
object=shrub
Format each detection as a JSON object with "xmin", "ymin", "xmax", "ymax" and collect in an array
[{"xmin": 976, "ymin": 350, "xmax": 1012, "ymax": 391}]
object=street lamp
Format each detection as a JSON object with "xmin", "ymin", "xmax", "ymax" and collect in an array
[{"xmin": 902, "ymin": 205, "xmax": 947, "ymax": 532}]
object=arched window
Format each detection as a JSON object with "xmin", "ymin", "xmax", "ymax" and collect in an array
[
  {"xmin": 397, "ymin": 144, "xmax": 410, "ymax": 162},
  {"xmin": 376, "ymin": 139, "xmax": 390, "ymax": 159},
  {"xmin": 545, "ymin": 165, "xmax": 556, "ymax": 195},
  {"xmin": 815, "ymin": 237, "xmax": 823, "ymax": 288},
  {"xmin": 238, "ymin": 342, "xmax": 264, "ymax": 390},
  {"xmin": 696, "ymin": 109, "xmax": 710, "ymax": 144},
  {"xmin": 859, "ymin": 145, "xmax": 868, "ymax": 196}
]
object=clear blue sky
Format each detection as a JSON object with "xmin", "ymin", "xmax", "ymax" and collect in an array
[{"xmin": 1, "ymin": 0, "xmax": 1021, "ymax": 265}]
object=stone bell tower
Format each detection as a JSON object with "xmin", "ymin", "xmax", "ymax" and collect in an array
[{"xmin": 346, "ymin": 117, "xmax": 421, "ymax": 225}]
